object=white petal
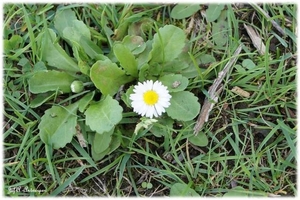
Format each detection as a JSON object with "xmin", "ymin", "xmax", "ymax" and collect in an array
[
  {"xmin": 146, "ymin": 106, "xmax": 155, "ymax": 118},
  {"xmin": 130, "ymin": 94, "xmax": 143, "ymax": 101},
  {"xmin": 153, "ymin": 80, "xmax": 162, "ymax": 88},
  {"xmin": 144, "ymin": 80, "xmax": 154, "ymax": 91},
  {"xmin": 154, "ymin": 104, "xmax": 164, "ymax": 116},
  {"xmin": 158, "ymin": 98, "xmax": 170, "ymax": 108},
  {"xmin": 142, "ymin": 105, "xmax": 151, "ymax": 116}
]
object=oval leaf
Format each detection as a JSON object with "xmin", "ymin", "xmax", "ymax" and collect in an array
[
  {"xmin": 30, "ymin": 92, "xmax": 56, "ymax": 108},
  {"xmin": 150, "ymin": 25, "xmax": 186, "ymax": 64},
  {"xmin": 93, "ymin": 128, "xmax": 113, "ymax": 154},
  {"xmin": 171, "ymin": 4, "xmax": 200, "ymax": 19},
  {"xmin": 206, "ymin": 4, "xmax": 225, "ymax": 22},
  {"xmin": 62, "ymin": 21, "xmax": 91, "ymax": 45},
  {"xmin": 28, "ymin": 70, "xmax": 75, "ymax": 94},
  {"xmin": 166, "ymin": 91, "xmax": 200, "ymax": 121},
  {"xmin": 39, "ymin": 103, "xmax": 78, "ymax": 149},
  {"xmin": 164, "ymin": 60, "xmax": 189, "ymax": 74},
  {"xmin": 79, "ymin": 36, "xmax": 103, "ymax": 59},
  {"xmin": 188, "ymin": 133, "xmax": 208, "ymax": 147},
  {"xmin": 78, "ymin": 91, "xmax": 95, "ymax": 113},
  {"xmin": 212, "ymin": 18, "xmax": 229, "ymax": 47},
  {"xmin": 170, "ymin": 183, "xmax": 200, "ymax": 196},
  {"xmin": 54, "ymin": 9, "xmax": 80, "ymax": 38},
  {"xmin": 113, "ymin": 43, "xmax": 138, "ymax": 77},
  {"xmin": 91, "ymin": 135, "xmax": 121, "ymax": 161},
  {"xmin": 54, "ymin": 9, "xmax": 90, "ymax": 42},
  {"xmin": 54, "ymin": 9, "xmax": 103, "ymax": 58},
  {"xmin": 242, "ymin": 59, "xmax": 256, "ymax": 70},
  {"xmin": 159, "ymin": 74, "xmax": 189, "ymax": 92},
  {"xmin": 90, "ymin": 60, "xmax": 133, "ymax": 96},
  {"xmin": 199, "ymin": 54, "xmax": 216, "ymax": 65},
  {"xmin": 122, "ymin": 35, "xmax": 146, "ymax": 55},
  {"xmin": 38, "ymin": 28, "xmax": 79, "ymax": 72},
  {"xmin": 85, "ymin": 95, "xmax": 123, "ymax": 134}
]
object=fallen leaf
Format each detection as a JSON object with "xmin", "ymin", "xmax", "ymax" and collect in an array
[
  {"xmin": 244, "ymin": 23, "xmax": 266, "ymax": 55},
  {"xmin": 76, "ymin": 124, "xmax": 87, "ymax": 148},
  {"xmin": 231, "ymin": 86, "xmax": 250, "ymax": 98}
]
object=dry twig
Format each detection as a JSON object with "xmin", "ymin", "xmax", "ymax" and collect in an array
[{"xmin": 193, "ymin": 44, "xmax": 243, "ymax": 135}]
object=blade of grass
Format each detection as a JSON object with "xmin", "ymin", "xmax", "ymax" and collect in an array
[
  {"xmin": 22, "ymin": 5, "xmax": 37, "ymax": 63},
  {"xmin": 50, "ymin": 165, "xmax": 86, "ymax": 196}
]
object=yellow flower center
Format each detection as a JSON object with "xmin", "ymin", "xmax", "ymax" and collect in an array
[{"xmin": 143, "ymin": 90, "xmax": 159, "ymax": 105}]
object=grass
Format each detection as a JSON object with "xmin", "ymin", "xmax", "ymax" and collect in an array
[{"xmin": 2, "ymin": 3, "xmax": 297, "ymax": 197}]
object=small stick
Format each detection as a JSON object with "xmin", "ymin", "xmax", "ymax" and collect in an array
[{"xmin": 193, "ymin": 44, "xmax": 243, "ymax": 135}]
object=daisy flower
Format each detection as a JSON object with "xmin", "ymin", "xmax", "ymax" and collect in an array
[{"xmin": 130, "ymin": 80, "xmax": 171, "ymax": 118}]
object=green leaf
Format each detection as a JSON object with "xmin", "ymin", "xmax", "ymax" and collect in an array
[
  {"xmin": 159, "ymin": 74, "xmax": 189, "ymax": 92},
  {"xmin": 150, "ymin": 25, "xmax": 186, "ymax": 64},
  {"xmin": 78, "ymin": 60, "xmax": 90, "ymax": 75},
  {"xmin": 141, "ymin": 182, "xmax": 147, "ymax": 188},
  {"xmin": 223, "ymin": 187, "xmax": 248, "ymax": 197},
  {"xmin": 242, "ymin": 59, "xmax": 256, "ymax": 70},
  {"xmin": 18, "ymin": 58, "xmax": 31, "ymax": 74},
  {"xmin": 28, "ymin": 70, "xmax": 76, "ymax": 94},
  {"xmin": 85, "ymin": 95, "xmax": 123, "ymax": 134},
  {"xmin": 54, "ymin": 9, "xmax": 89, "ymax": 41},
  {"xmin": 206, "ymin": 4, "xmax": 225, "ymax": 22},
  {"xmin": 137, "ymin": 40, "xmax": 153, "ymax": 68},
  {"xmin": 30, "ymin": 92, "xmax": 56, "ymax": 108},
  {"xmin": 188, "ymin": 133, "xmax": 208, "ymax": 147},
  {"xmin": 163, "ymin": 60, "xmax": 189, "ymax": 74},
  {"xmin": 113, "ymin": 43, "xmax": 138, "ymax": 77},
  {"xmin": 78, "ymin": 91, "xmax": 95, "ymax": 113},
  {"xmin": 93, "ymin": 128, "xmax": 114, "ymax": 154},
  {"xmin": 4, "ymin": 35, "xmax": 23, "ymax": 54},
  {"xmin": 54, "ymin": 9, "xmax": 78, "ymax": 37},
  {"xmin": 62, "ymin": 21, "xmax": 90, "ymax": 45},
  {"xmin": 122, "ymin": 35, "xmax": 146, "ymax": 55},
  {"xmin": 54, "ymin": 9, "xmax": 103, "ymax": 58},
  {"xmin": 109, "ymin": 133, "xmax": 122, "ymax": 154},
  {"xmin": 166, "ymin": 91, "xmax": 200, "ymax": 121},
  {"xmin": 150, "ymin": 117, "xmax": 174, "ymax": 137},
  {"xmin": 51, "ymin": 165, "xmax": 85, "ymax": 196},
  {"xmin": 199, "ymin": 54, "xmax": 216, "ymax": 65},
  {"xmin": 170, "ymin": 4, "xmax": 200, "ymax": 19},
  {"xmin": 91, "ymin": 134, "xmax": 121, "ymax": 161},
  {"xmin": 138, "ymin": 64, "xmax": 150, "ymax": 82},
  {"xmin": 223, "ymin": 186, "xmax": 268, "ymax": 197},
  {"xmin": 170, "ymin": 183, "xmax": 200, "ymax": 196},
  {"xmin": 234, "ymin": 64, "xmax": 246, "ymax": 73},
  {"xmin": 113, "ymin": 19, "xmax": 130, "ymax": 41},
  {"xmin": 146, "ymin": 183, "xmax": 153, "ymax": 189},
  {"xmin": 128, "ymin": 17, "xmax": 154, "ymax": 39},
  {"xmin": 79, "ymin": 36, "xmax": 103, "ymax": 59},
  {"xmin": 33, "ymin": 61, "xmax": 47, "ymax": 71},
  {"xmin": 92, "ymin": 146, "xmax": 110, "ymax": 161},
  {"xmin": 39, "ymin": 103, "xmax": 78, "ymax": 149},
  {"xmin": 90, "ymin": 59, "xmax": 133, "ymax": 96},
  {"xmin": 39, "ymin": 28, "xmax": 79, "ymax": 72},
  {"xmin": 121, "ymin": 85, "xmax": 134, "ymax": 108},
  {"xmin": 212, "ymin": 18, "xmax": 229, "ymax": 47}
]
